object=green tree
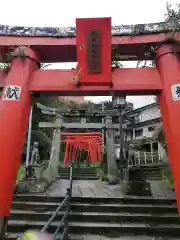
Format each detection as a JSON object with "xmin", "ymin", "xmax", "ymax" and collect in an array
[{"xmin": 165, "ymin": 2, "xmax": 180, "ymax": 22}]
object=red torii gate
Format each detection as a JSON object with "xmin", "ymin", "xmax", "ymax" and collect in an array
[
  {"xmin": 61, "ymin": 132, "xmax": 102, "ymax": 165},
  {"xmin": 0, "ymin": 17, "xmax": 179, "ymax": 221}
]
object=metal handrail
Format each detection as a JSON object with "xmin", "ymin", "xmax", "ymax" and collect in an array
[
  {"xmin": 41, "ymin": 164, "xmax": 73, "ymax": 240},
  {"xmin": 128, "ymin": 151, "xmax": 162, "ymax": 167}
]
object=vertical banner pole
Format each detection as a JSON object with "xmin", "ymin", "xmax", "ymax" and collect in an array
[{"xmin": 25, "ymin": 106, "xmax": 33, "ymax": 168}]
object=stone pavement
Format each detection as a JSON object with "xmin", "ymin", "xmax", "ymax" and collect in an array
[
  {"xmin": 46, "ymin": 179, "xmax": 176, "ymax": 198},
  {"xmin": 150, "ymin": 180, "xmax": 176, "ymax": 198},
  {"xmin": 71, "ymin": 236, "xmax": 178, "ymax": 240},
  {"xmin": 46, "ymin": 179, "xmax": 122, "ymax": 197}
]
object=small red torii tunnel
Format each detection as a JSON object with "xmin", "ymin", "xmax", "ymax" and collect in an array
[
  {"xmin": 0, "ymin": 17, "xmax": 180, "ymax": 219},
  {"xmin": 62, "ymin": 132, "xmax": 102, "ymax": 166}
]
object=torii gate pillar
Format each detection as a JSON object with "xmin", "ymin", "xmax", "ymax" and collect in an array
[
  {"xmin": 157, "ymin": 43, "xmax": 180, "ymax": 213},
  {"xmin": 0, "ymin": 47, "xmax": 39, "ymax": 221},
  {"xmin": 105, "ymin": 116, "xmax": 118, "ymax": 183}
]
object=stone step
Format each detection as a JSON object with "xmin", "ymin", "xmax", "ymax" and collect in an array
[
  {"xmin": 13, "ymin": 193, "xmax": 176, "ymax": 206},
  {"xmin": 146, "ymin": 176, "xmax": 162, "ymax": 179},
  {"xmin": 146, "ymin": 175, "xmax": 162, "ymax": 178},
  {"xmin": 59, "ymin": 174, "xmax": 98, "ymax": 177},
  {"xmin": 5, "ymin": 233, "xmax": 180, "ymax": 240},
  {"xmin": 144, "ymin": 172, "xmax": 162, "ymax": 175},
  {"xmin": 58, "ymin": 177, "xmax": 99, "ymax": 180},
  {"xmin": 8, "ymin": 195, "xmax": 179, "ymax": 238},
  {"xmin": 141, "ymin": 165, "xmax": 163, "ymax": 168},
  {"xmin": 59, "ymin": 172, "xmax": 97, "ymax": 176},
  {"xmin": 59, "ymin": 176, "xmax": 98, "ymax": 178},
  {"xmin": 143, "ymin": 169, "xmax": 162, "ymax": 173},
  {"xmin": 5, "ymin": 232, "xmax": 81, "ymax": 240},
  {"xmin": 6, "ymin": 220, "xmax": 180, "ymax": 237},
  {"xmin": 144, "ymin": 169, "xmax": 161, "ymax": 172},
  {"xmin": 146, "ymin": 172, "xmax": 161, "ymax": 175},
  {"xmin": 59, "ymin": 168, "xmax": 97, "ymax": 172},
  {"xmin": 13, "ymin": 194, "xmax": 177, "ymax": 205},
  {"xmin": 11, "ymin": 201, "xmax": 178, "ymax": 214},
  {"xmin": 59, "ymin": 170, "xmax": 97, "ymax": 172},
  {"xmin": 145, "ymin": 172, "xmax": 162, "ymax": 180},
  {"xmin": 59, "ymin": 168, "xmax": 97, "ymax": 170},
  {"xmin": 59, "ymin": 173, "xmax": 97, "ymax": 176},
  {"xmin": 59, "ymin": 171, "xmax": 97, "ymax": 174},
  {"xmin": 144, "ymin": 167, "xmax": 162, "ymax": 170},
  {"xmin": 73, "ymin": 171, "xmax": 97, "ymax": 173},
  {"xmin": 144, "ymin": 169, "xmax": 162, "ymax": 180},
  {"xmin": 58, "ymin": 176, "xmax": 99, "ymax": 180},
  {"xmin": 9, "ymin": 210, "xmax": 180, "ymax": 224}
]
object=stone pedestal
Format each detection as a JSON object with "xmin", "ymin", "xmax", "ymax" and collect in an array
[
  {"xmin": 16, "ymin": 127, "xmax": 62, "ymax": 193},
  {"xmin": 28, "ymin": 162, "xmax": 49, "ymax": 180},
  {"xmin": 121, "ymin": 166, "xmax": 151, "ymax": 196}
]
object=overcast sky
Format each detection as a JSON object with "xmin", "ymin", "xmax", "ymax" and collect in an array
[{"xmin": 0, "ymin": 0, "xmax": 179, "ymax": 108}]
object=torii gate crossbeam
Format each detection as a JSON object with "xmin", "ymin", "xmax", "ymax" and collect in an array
[
  {"xmin": 0, "ymin": 68, "xmax": 161, "ymax": 95},
  {"xmin": 0, "ymin": 18, "xmax": 180, "ymax": 224}
]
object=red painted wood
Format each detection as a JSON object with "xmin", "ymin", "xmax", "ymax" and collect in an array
[
  {"xmin": 0, "ymin": 47, "xmax": 39, "ymax": 216},
  {"xmin": 0, "ymin": 33, "xmax": 179, "ymax": 62},
  {"xmin": 0, "ymin": 18, "xmax": 179, "ymax": 216},
  {"xmin": 0, "ymin": 68, "xmax": 162, "ymax": 95},
  {"xmin": 157, "ymin": 44, "xmax": 180, "ymax": 214},
  {"xmin": 76, "ymin": 18, "xmax": 111, "ymax": 85},
  {"xmin": 63, "ymin": 133, "xmax": 102, "ymax": 165}
]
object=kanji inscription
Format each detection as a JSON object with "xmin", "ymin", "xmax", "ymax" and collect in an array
[
  {"xmin": 3, "ymin": 85, "xmax": 21, "ymax": 101},
  {"xmin": 171, "ymin": 84, "xmax": 180, "ymax": 101}
]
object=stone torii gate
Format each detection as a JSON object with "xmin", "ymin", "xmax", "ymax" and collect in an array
[
  {"xmin": 39, "ymin": 116, "xmax": 119, "ymax": 183},
  {"xmin": 0, "ymin": 18, "xmax": 180, "ymax": 237}
]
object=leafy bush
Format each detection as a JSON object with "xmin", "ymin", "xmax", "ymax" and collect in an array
[
  {"xmin": 162, "ymin": 166, "xmax": 174, "ymax": 189},
  {"xmin": 16, "ymin": 165, "xmax": 26, "ymax": 185}
]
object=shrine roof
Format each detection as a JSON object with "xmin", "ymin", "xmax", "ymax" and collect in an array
[
  {"xmin": 0, "ymin": 21, "xmax": 179, "ymax": 62},
  {"xmin": 126, "ymin": 102, "xmax": 159, "ymax": 116},
  {"xmin": 0, "ymin": 21, "xmax": 179, "ymax": 37}
]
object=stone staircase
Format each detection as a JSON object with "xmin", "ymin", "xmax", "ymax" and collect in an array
[
  {"xmin": 140, "ymin": 165, "xmax": 163, "ymax": 180},
  {"xmin": 5, "ymin": 194, "xmax": 180, "ymax": 239},
  {"xmin": 59, "ymin": 167, "xmax": 99, "ymax": 180}
]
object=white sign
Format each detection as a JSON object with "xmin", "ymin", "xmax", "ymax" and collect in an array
[
  {"xmin": 3, "ymin": 85, "xmax": 21, "ymax": 101},
  {"xmin": 171, "ymin": 84, "xmax": 180, "ymax": 101}
]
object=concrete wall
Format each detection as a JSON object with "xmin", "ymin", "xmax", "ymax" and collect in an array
[
  {"xmin": 158, "ymin": 142, "xmax": 169, "ymax": 163},
  {"xmin": 142, "ymin": 124, "xmax": 156, "ymax": 138},
  {"xmin": 115, "ymin": 147, "xmax": 120, "ymax": 159},
  {"xmin": 125, "ymin": 131, "xmax": 133, "ymax": 141},
  {"xmin": 135, "ymin": 105, "xmax": 161, "ymax": 123},
  {"xmin": 134, "ymin": 105, "xmax": 161, "ymax": 139},
  {"xmin": 118, "ymin": 104, "xmax": 161, "ymax": 142},
  {"xmin": 132, "ymin": 124, "xmax": 156, "ymax": 140}
]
